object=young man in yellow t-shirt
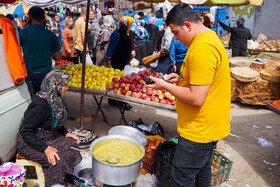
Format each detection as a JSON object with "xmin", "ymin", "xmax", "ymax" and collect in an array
[{"xmin": 147, "ymin": 4, "xmax": 231, "ymax": 187}]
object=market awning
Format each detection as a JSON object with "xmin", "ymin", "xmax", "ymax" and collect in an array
[
  {"xmin": 24, "ymin": 0, "xmax": 87, "ymax": 7},
  {"xmin": 0, "ymin": 0, "xmax": 16, "ymax": 3}
]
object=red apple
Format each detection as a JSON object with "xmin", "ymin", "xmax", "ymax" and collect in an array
[
  {"xmin": 139, "ymin": 80, "xmax": 145, "ymax": 85},
  {"xmin": 124, "ymin": 86, "xmax": 129, "ymax": 91},
  {"xmin": 116, "ymin": 89, "xmax": 122, "ymax": 95},
  {"xmin": 126, "ymin": 75, "xmax": 131, "ymax": 80},
  {"xmin": 145, "ymin": 96, "xmax": 152, "ymax": 101},
  {"xmin": 121, "ymin": 78, "xmax": 128, "ymax": 84},
  {"xmin": 129, "ymin": 84, "xmax": 135, "ymax": 91},
  {"xmin": 147, "ymin": 89, "xmax": 153, "ymax": 96},
  {"xmin": 153, "ymin": 72, "xmax": 159, "ymax": 78},
  {"xmin": 135, "ymin": 87, "xmax": 141, "ymax": 93},
  {"xmin": 156, "ymin": 90, "xmax": 162, "ymax": 96},
  {"xmin": 134, "ymin": 76, "xmax": 140, "ymax": 82},
  {"xmin": 131, "ymin": 72, "xmax": 136, "ymax": 77},
  {"xmin": 152, "ymin": 97, "xmax": 160, "ymax": 103},
  {"xmin": 120, "ymin": 83, "xmax": 126, "ymax": 89},
  {"xmin": 125, "ymin": 91, "xmax": 132, "ymax": 96},
  {"xmin": 113, "ymin": 88, "xmax": 118, "ymax": 93},
  {"xmin": 158, "ymin": 74, "xmax": 163, "ymax": 79},
  {"xmin": 142, "ymin": 87, "xmax": 147, "ymax": 93},
  {"xmin": 121, "ymin": 89, "xmax": 127, "ymax": 95},
  {"xmin": 142, "ymin": 93, "xmax": 147, "ymax": 100},
  {"xmin": 133, "ymin": 81, "xmax": 138, "ymax": 86},
  {"xmin": 166, "ymin": 100, "xmax": 173, "ymax": 105},
  {"xmin": 132, "ymin": 92, "xmax": 137, "ymax": 98},
  {"xmin": 158, "ymin": 94, "xmax": 164, "ymax": 100},
  {"xmin": 112, "ymin": 77, "xmax": 118, "ymax": 83},
  {"xmin": 172, "ymin": 101, "xmax": 176, "ymax": 105},
  {"xmin": 136, "ymin": 93, "xmax": 142, "ymax": 99},
  {"xmin": 153, "ymin": 90, "xmax": 157, "ymax": 95},
  {"xmin": 164, "ymin": 92, "xmax": 171, "ymax": 100},
  {"xmin": 169, "ymin": 95, "xmax": 176, "ymax": 102},
  {"xmin": 114, "ymin": 83, "xmax": 119, "ymax": 89},
  {"xmin": 108, "ymin": 85, "xmax": 113, "ymax": 90},
  {"xmin": 136, "ymin": 84, "xmax": 143, "ymax": 89},
  {"xmin": 129, "ymin": 78, "xmax": 134, "ymax": 84},
  {"xmin": 160, "ymin": 99, "xmax": 167, "ymax": 104}
]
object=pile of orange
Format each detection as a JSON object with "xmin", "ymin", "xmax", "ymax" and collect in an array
[{"xmin": 272, "ymin": 100, "xmax": 280, "ymax": 109}]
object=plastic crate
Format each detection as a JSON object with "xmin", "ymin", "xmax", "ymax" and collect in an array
[{"xmin": 210, "ymin": 150, "xmax": 233, "ymax": 186}]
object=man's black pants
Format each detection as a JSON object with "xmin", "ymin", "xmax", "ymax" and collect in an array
[
  {"xmin": 232, "ymin": 48, "xmax": 247, "ymax": 57},
  {"xmin": 171, "ymin": 136, "xmax": 217, "ymax": 187}
]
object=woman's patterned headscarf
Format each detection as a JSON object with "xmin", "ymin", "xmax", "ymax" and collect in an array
[
  {"xmin": 102, "ymin": 15, "xmax": 115, "ymax": 32},
  {"xmin": 36, "ymin": 70, "xmax": 71, "ymax": 128},
  {"xmin": 148, "ymin": 17, "xmax": 157, "ymax": 25},
  {"xmin": 130, "ymin": 15, "xmax": 149, "ymax": 40},
  {"xmin": 118, "ymin": 16, "xmax": 133, "ymax": 35}
]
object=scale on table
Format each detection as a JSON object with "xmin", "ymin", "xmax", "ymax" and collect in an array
[{"xmin": 71, "ymin": 128, "xmax": 96, "ymax": 149}]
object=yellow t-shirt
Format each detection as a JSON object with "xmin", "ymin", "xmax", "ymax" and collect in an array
[
  {"xmin": 74, "ymin": 17, "xmax": 86, "ymax": 51},
  {"xmin": 176, "ymin": 30, "xmax": 231, "ymax": 143}
]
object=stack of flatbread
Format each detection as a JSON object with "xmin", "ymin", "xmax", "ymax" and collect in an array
[
  {"xmin": 260, "ymin": 69, "xmax": 280, "ymax": 82},
  {"xmin": 229, "ymin": 57, "xmax": 252, "ymax": 67},
  {"xmin": 231, "ymin": 67, "xmax": 260, "ymax": 82}
]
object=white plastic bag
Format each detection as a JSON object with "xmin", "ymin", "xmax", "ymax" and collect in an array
[
  {"xmin": 86, "ymin": 53, "xmax": 93, "ymax": 65},
  {"xmin": 257, "ymin": 33, "xmax": 267, "ymax": 44},
  {"xmin": 150, "ymin": 51, "xmax": 158, "ymax": 68},
  {"xmin": 0, "ymin": 162, "xmax": 25, "ymax": 186},
  {"xmin": 123, "ymin": 65, "xmax": 145, "ymax": 75}
]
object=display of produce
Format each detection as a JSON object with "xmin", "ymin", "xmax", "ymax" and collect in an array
[
  {"xmin": 55, "ymin": 60, "xmax": 72, "ymax": 67},
  {"xmin": 65, "ymin": 64, "xmax": 123, "ymax": 90},
  {"xmin": 231, "ymin": 67, "xmax": 260, "ymax": 82},
  {"xmin": 256, "ymin": 40, "xmax": 280, "ymax": 51},
  {"xmin": 271, "ymin": 100, "xmax": 280, "ymax": 109},
  {"xmin": 265, "ymin": 60, "xmax": 280, "ymax": 69},
  {"xmin": 260, "ymin": 69, "xmax": 280, "ymax": 82},
  {"xmin": 107, "ymin": 70, "xmax": 176, "ymax": 106},
  {"xmin": 229, "ymin": 57, "xmax": 252, "ymax": 67}
]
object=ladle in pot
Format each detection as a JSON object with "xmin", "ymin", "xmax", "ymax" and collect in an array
[{"xmin": 70, "ymin": 147, "xmax": 120, "ymax": 164}]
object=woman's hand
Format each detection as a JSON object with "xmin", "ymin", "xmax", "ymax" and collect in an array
[
  {"xmin": 131, "ymin": 50, "xmax": 136, "ymax": 57},
  {"xmin": 44, "ymin": 146, "xmax": 60, "ymax": 165},
  {"xmin": 172, "ymin": 64, "xmax": 177, "ymax": 73},
  {"xmin": 167, "ymin": 73, "xmax": 180, "ymax": 84},
  {"xmin": 66, "ymin": 133, "xmax": 80, "ymax": 145}
]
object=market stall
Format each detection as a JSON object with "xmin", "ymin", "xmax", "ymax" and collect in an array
[{"xmin": 229, "ymin": 57, "xmax": 280, "ymax": 106}]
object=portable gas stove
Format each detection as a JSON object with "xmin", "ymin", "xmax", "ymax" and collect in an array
[{"xmin": 71, "ymin": 128, "xmax": 96, "ymax": 149}]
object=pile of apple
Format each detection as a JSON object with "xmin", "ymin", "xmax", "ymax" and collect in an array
[
  {"xmin": 107, "ymin": 70, "xmax": 176, "ymax": 105},
  {"xmin": 65, "ymin": 64, "xmax": 123, "ymax": 90}
]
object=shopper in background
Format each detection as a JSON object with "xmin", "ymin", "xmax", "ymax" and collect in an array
[
  {"xmin": 19, "ymin": 6, "xmax": 61, "ymax": 95},
  {"xmin": 130, "ymin": 15, "xmax": 149, "ymax": 66},
  {"xmin": 88, "ymin": 11, "xmax": 100, "ymax": 64},
  {"xmin": 45, "ymin": 13, "xmax": 61, "ymax": 42},
  {"xmin": 217, "ymin": 17, "xmax": 252, "ymax": 57},
  {"xmin": 96, "ymin": 15, "xmax": 115, "ymax": 66},
  {"xmin": 62, "ymin": 16, "xmax": 78, "ymax": 64},
  {"xmin": 145, "ymin": 17, "xmax": 159, "ymax": 56},
  {"xmin": 55, "ymin": 13, "xmax": 65, "ymax": 44},
  {"xmin": 147, "ymin": 4, "xmax": 231, "ymax": 186},
  {"xmin": 157, "ymin": 16, "xmax": 173, "ymax": 74},
  {"xmin": 74, "ymin": 7, "xmax": 89, "ymax": 63},
  {"xmin": 99, "ymin": 9, "xmax": 108, "ymax": 26},
  {"xmin": 169, "ymin": 37, "xmax": 188, "ymax": 74}
]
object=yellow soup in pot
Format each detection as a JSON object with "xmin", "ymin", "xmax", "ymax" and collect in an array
[{"xmin": 92, "ymin": 138, "xmax": 143, "ymax": 165}]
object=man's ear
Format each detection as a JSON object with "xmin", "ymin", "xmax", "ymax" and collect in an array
[{"xmin": 183, "ymin": 21, "xmax": 191, "ymax": 32}]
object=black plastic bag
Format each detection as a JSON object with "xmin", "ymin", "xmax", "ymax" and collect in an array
[
  {"xmin": 155, "ymin": 141, "xmax": 177, "ymax": 187},
  {"xmin": 132, "ymin": 118, "xmax": 165, "ymax": 137}
]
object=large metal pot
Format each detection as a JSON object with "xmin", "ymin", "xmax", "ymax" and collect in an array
[{"xmin": 90, "ymin": 135, "xmax": 145, "ymax": 186}]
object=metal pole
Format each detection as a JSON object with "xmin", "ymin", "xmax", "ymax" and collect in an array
[
  {"xmin": 216, "ymin": 6, "xmax": 220, "ymax": 34},
  {"xmin": 80, "ymin": 0, "xmax": 91, "ymax": 130}
]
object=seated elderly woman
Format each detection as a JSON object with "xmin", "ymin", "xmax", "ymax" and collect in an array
[{"xmin": 17, "ymin": 70, "xmax": 84, "ymax": 186}]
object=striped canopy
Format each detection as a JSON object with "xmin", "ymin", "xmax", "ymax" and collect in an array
[{"xmin": 25, "ymin": 0, "xmax": 87, "ymax": 7}]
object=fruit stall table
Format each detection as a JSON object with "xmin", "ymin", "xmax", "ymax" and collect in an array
[
  {"xmin": 67, "ymin": 86, "xmax": 176, "ymax": 126},
  {"xmin": 68, "ymin": 86, "xmax": 109, "ymax": 125}
]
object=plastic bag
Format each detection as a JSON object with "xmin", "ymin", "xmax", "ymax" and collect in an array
[
  {"xmin": 155, "ymin": 141, "xmax": 177, "ymax": 187},
  {"xmin": 257, "ymin": 33, "xmax": 267, "ymax": 44},
  {"xmin": 0, "ymin": 162, "xmax": 25, "ymax": 186},
  {"xmin": 150, "ymin": 51, "xmax": 159, "ymax": 68},
  {"xmin": 86, "ymin": 53, "xmax": 93, "ymax": 65},
  {"xmin": 123, "ymin": 65, "xmax": 145, "ymax": 75},
  {"xmin": 130, "ymin": 57, "xmax": 140, "ymax": 67},
  {"xmin": 132, "ymin": 118, "xmax": 165, "ymax": 137}
]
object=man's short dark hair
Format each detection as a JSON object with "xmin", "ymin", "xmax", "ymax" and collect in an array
[
  {"xmin": 28, "ymin": 6, "xmax": 45, "ymax": 21},
  {"xmin": 138, "ymin": 12, "xmax": 144, "ymax": 17},
  {"xmin": 14, "ymin": 14, "xmax": 18, "ymax": 18},
  {"xmin": 166, "ymin": 4, "xmax": 201, "ymax": 26}
]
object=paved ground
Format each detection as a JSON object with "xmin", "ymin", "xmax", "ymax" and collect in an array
[{"xmin": 63, "ymin": 91, "xmax": 280, "ymax": 187}]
